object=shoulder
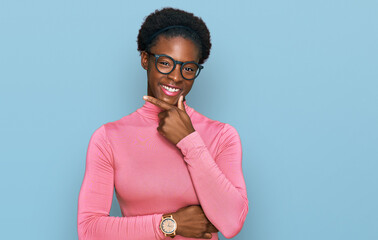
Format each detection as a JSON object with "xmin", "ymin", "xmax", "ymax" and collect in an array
[
  {"xmin": 87, "ymin": 114, "xmax": 131, "ymax": 145},
  {"xmin": 189, "ymin": 108, "xmax": 241, "ymax": 151},
  {"xmin": 190, "ymin": 109, "xmax": 240, "ymax": 137},
  {"xmin": 190, "ymin": 109, "xmax": 224, "ymax": 131},
  {"xmin": 101, "ymin": 110, "xmax": 143, "ymax": 134},
  {"xmin": 88, "ymin": 124, "xmax": 111, "ymax": 147}
]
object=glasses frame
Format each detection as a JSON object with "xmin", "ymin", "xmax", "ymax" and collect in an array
[{"xmin": 146, "ymin": 52, "xmax": 204, "ymax": 81}]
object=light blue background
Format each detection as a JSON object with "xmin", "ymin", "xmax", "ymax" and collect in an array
[{"xmin": 1, "ymin": 0, "xmax": 377, "ymax": 239}]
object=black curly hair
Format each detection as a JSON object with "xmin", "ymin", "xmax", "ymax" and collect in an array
[{"xmin": 137, "ymin": 7, "xmax": 211, "ymax": 64}]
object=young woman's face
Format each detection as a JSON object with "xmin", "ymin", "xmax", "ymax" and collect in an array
[{"xmin": 141, "ymin": 36, "xmax": 200, "ymax": 106}]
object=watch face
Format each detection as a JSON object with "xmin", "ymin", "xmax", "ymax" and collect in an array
[{"xmin": 161, "ymin": 218, "xmax": 176, "ymax": 234}]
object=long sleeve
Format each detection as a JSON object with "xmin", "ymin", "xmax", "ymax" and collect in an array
[
  {"xmin": 77, "ymin": 125, "xmax": 165, "ymax": 240},
  {"xmin": 176, "ymin": 124, "xmax": 249, "ymax": 239}
]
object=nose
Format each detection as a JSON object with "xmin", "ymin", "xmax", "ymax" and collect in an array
[{"xmin": 167, "ymin": 64, "xmax": 182, "ymax": 82}]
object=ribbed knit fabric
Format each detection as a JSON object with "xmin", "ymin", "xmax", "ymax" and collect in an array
[{"xmin": 77, "ymin": 100, "xmax": 248, "ymax": 240}]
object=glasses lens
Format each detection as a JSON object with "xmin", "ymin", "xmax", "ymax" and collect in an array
[
  {"xmin": 182, "ymin": 62, "xmax": 200, "ymax": 80},
  {"xmin": 156, "ymin": 56, "xmax": 174, "ymax": 74}
]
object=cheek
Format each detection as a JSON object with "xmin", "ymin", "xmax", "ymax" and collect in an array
[
  {"xmin": 184, "ymin": 82, "xmax": 194, "ymax": 93},
  {"xmin": 146, "ymin": 65, "xmax": 157, "ymax": 82},
  {"xmin": 147, "ymin": 71, "xmax": 163, "ymax": 94}
]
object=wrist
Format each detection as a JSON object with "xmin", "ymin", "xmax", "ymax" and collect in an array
[
  {"xmin": 160, "ymin": 213, "xmax": 178, "ymax": 238},
  {"xmin": 177, "ymin": 130, "xmax": 196, "ymax": 146}
]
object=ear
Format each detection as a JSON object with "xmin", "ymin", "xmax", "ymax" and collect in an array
[{"xmin": 141, "ymin": 51, "xmax": 149, "ymax": 70}]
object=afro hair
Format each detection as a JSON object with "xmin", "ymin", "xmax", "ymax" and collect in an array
[{"xmin": 137, "ymin": 7, "xmax": 211, "ymax": 64}]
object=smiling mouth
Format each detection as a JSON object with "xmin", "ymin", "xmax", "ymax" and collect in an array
[
  {"xmin": 159, "ymin": 83, "xmax": 182, "ymax": 96},
  {"xmin": 161, "ymin": 84, "xmax": 180, "ymax": 92}
]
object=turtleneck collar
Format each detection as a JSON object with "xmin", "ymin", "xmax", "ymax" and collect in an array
[{"xmin": 136, "ymin": 100, "xmax": 194, "ymax": 121}]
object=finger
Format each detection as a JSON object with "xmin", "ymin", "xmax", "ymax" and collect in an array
[
  {"xmin": 177, "ymin": 95, "xmax": 186, "ymax": 112},
  {"xmin": 158, "ymin": 120, "xmax": 163, "ymax": 128},
  {"xmin": 143, "ymin": 95, "xmax": 173, "ymax": 110},
  {"xmin": 207, "ymin": 223, "xmax": 219, "ymax": 233},
  {"xmin": 157, "ymin": 127, "xmax": 165, "ymax": 137},
  {"xmin": 203, "ymin": 233, "xmax": 212, "ymax": 239},
  {"xmin": 158, "ymin": 111, "xmax": 167, "ymax": 119}
]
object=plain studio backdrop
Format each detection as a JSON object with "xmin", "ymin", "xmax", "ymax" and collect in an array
[{"xmin": 0, "ymin": 0, "xmax": 377, "ymax": 239}]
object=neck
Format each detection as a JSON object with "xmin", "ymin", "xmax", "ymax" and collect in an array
[{"xmin": 136, "ymin": 99, "xmax": 194, "ymax": 121}]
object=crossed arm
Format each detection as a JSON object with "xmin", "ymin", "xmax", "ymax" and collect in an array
[{"xmin": 77, "ymin": 97, "xmax": 248, "ymax": 239}]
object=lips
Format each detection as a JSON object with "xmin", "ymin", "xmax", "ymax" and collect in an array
[{"xmin": 159, "ymin": 83, "xmax": 182, "ymax": 96}]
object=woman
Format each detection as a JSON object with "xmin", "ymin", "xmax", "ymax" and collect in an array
[{"xmin": 77, "ymin": 7, "xmax": 248, "ymax": 240}]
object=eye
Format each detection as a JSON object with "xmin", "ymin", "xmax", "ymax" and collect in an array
[
  {"xmin": 183, "ymin": 63, "xmax": 198, "ymax": 73},
  {"xmin": 158, "ymin": 61, "xmax": 170, "ymax": 66},
  {"xmin": 184, "ymin": 67, "xmax": 194, "ymax": 72}
]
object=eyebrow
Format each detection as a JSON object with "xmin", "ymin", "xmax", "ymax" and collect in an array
[{"xmin": 150, "ymin": 52, "xmax": 200, "ymax": 63}]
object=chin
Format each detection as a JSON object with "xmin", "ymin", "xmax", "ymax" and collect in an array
[{"xmin": 160, "ymin": 96, "xmax": 178, "ymax": 105}]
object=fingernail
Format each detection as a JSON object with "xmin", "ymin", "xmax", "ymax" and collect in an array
[{"xmin": 143, "ymin": 96, "xmax": 148, "ymax": 100}]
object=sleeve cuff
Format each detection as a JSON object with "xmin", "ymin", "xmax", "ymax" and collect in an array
[{"xmin": 176, "ymin": 131, "xmax": 206, "ymax": 157}]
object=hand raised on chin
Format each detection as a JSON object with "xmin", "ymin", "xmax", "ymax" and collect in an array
[{"xmin": 143, "ymin": 95, "xmax": 195, "ymax": 145}]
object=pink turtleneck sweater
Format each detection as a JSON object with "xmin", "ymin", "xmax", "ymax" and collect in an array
[{"xmin": 77, "ymin": 100, "xmax": 248, "ymax": 240}]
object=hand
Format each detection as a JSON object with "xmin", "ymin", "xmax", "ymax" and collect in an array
[
  {"xmin": 143, "ymin": 95, "xmax": 195, "ymax": 145},
  {"xmin": 168, "ymin": 205, "xmax": 218, "ymax": 239}
]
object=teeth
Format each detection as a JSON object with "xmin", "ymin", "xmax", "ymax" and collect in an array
[{"xmin": 162, "ymin": 84, "xmax": 180, "ymax": 92}]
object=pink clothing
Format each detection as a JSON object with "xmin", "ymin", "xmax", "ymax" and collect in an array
[{"xmin": 77, "ymin": 100, "xmax": 248, "ymax": 240}]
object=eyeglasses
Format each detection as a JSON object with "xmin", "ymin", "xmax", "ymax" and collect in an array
[{"xmin": 146, "ymin": 52, "xmax": 204, "ymax": 80}]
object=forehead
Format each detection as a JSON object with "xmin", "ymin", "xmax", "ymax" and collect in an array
[{"xmin": 150, "ymin": 36, "xmax": 200, "ymax": 62}]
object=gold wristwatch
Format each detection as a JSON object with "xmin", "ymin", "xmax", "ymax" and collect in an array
[{"xmin": 159, "ymin": 214, "xmax": 177, "ymax": 238}]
